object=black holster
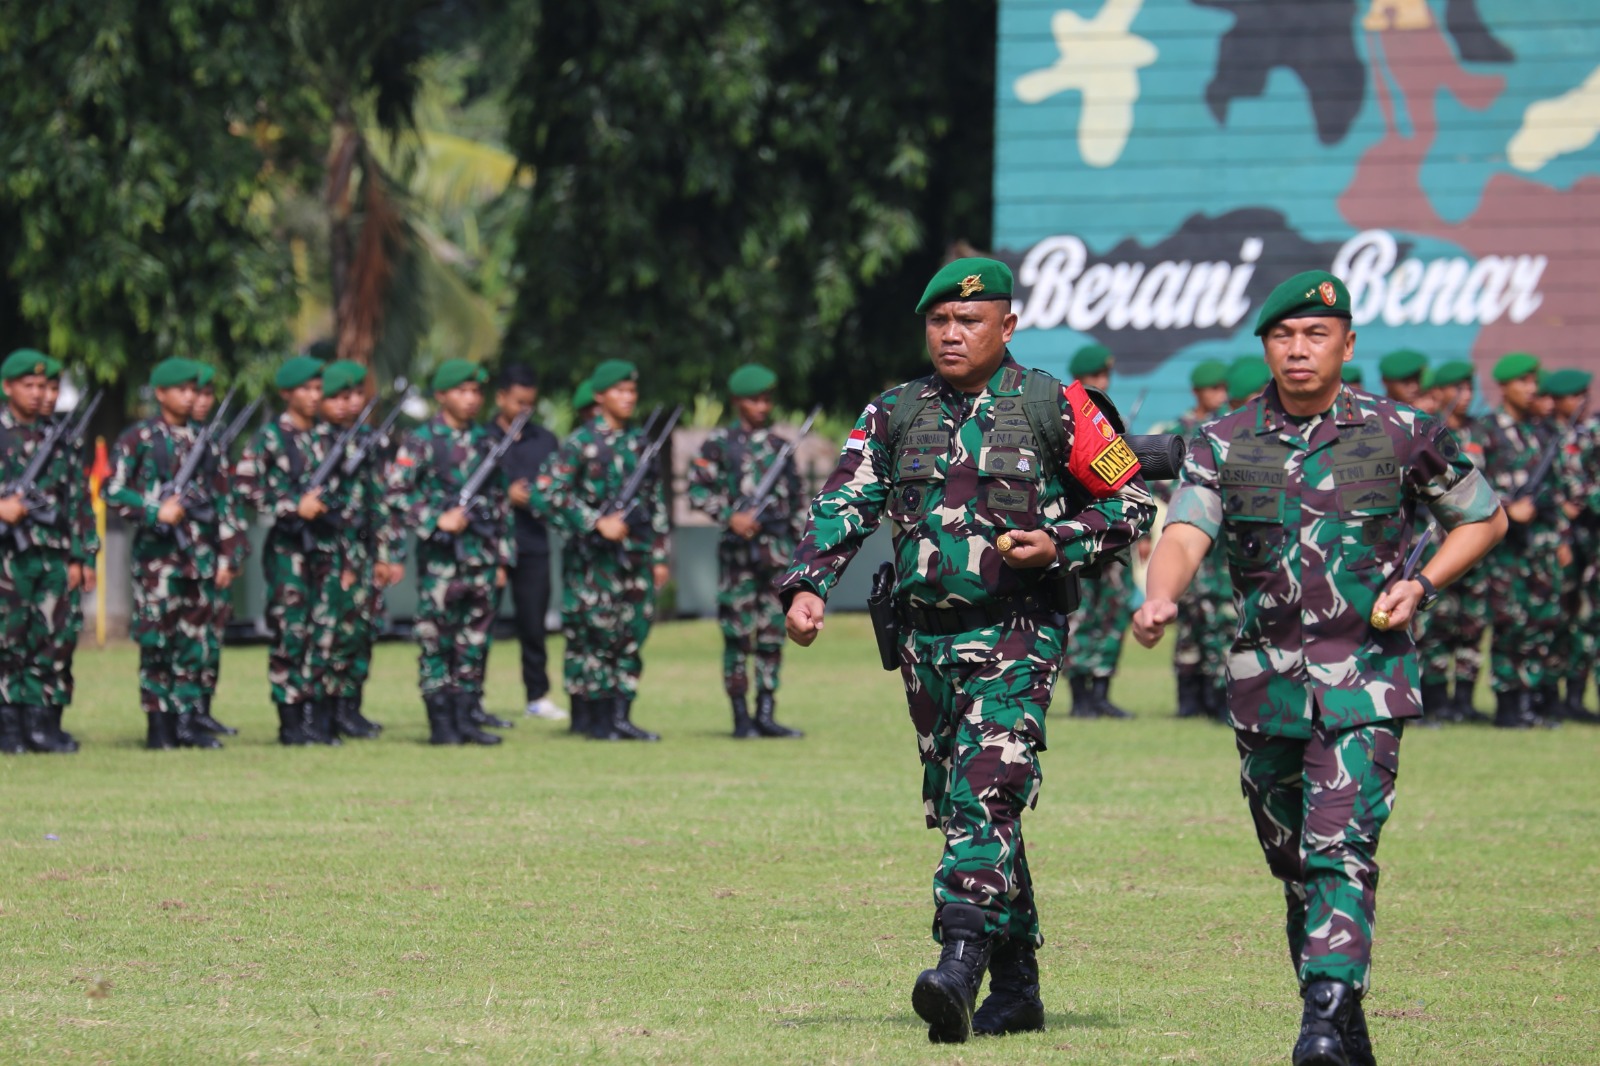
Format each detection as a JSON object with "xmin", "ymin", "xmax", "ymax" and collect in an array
[{"xmin": 867, "ymin": 562, "xmax": 900, "ymax": 672}]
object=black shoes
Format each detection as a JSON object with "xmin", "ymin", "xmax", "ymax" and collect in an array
[
  {"xmin": 912, "ymin": 903, "xmax": 993, "ymax": 1044},
  {"xmin": 23, "ymin": 706, "xmax": 74, "ymax": 753},
  {"xmin": 1292, "ymin": 979, "xmax": 1357, "ymax": 1066},
  {"xmin": 174, "ymin": 712, "xmax": 223, "ymax": 750},
  {"xmin": 1175, "ymin": 672, "xmax": 1206, "ymax": 718},
  {"xmin": 0, "ymin": 705, "xmax": 25, "ymax": 754},
  {"xmin": 753, "ymin": 692, "xmax": 801, "ymax": 738},
  {"xmin": 1089, "ymin": 677, "xmax": 1134, "ymax": 719},
  {"xmin": 192, "ymin": 696, "xmax": 238, "ymax": 736},
  {"xmin": 146, "ymin": 710, "xmax": 179, "ymax": 750},
  {"xmin": 332, "ymin": 697, "xmax": 380, "ymax": 739},
  {"xmin": 1493, "ymin": 689, "xmax": 1538, "ymax": 729},
  {"xmin": 730, "ymin": 695, "xmax": 759, "ymax": 739},
  {"xmin": 1067, "ymin": 674, "xmax": 1098, "ymax": 718},
  {"xmin": 277, "ymin": 703, "xmax": 310, "ymax": 745},
  {"xmin": 426, "ymin": 694, "xmax": 462, "ymax": 745},
  {"xmin": 452, "ymin": 693, "xmax": 503, "ymax": 745},
  {"xmin": 1418, "ymin": 682, "xmax": 1450, "ymax": 727},
  {"xmin": 301, "ymin": 701, "xmax": 342, "ymax": 746},
  {"xmin": 608, "ymin": 696, "xmax": 659, "ymax": 742},
  {"xmin": 972, "ymin": 937, "xmax": 1045, "ymax": 1037}
]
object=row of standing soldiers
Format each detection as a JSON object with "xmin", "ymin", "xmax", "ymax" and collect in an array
[
  {"xmin": 0, "ymin": 348, "xmax": 809, "ymax": 752},
  {"xmin": 1075, "ymin": 342, "xmax": 1600, "ymax": 730}
]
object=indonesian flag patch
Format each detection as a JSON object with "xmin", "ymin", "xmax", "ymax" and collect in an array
[
  {"xmin": 844, "ymin": 427, "xmax": 868, "ymax": 452},
  {"xmin": 1063, "ymin": 381, "xmax": 1139, "ymax": 497}
]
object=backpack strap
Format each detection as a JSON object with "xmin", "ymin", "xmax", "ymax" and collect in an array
[
  {"xmin": 1020, "ymin": 367, "xmax": 1066, "ymax": 484},
  {"xmin": 885, "ymin": 375, "xmax": 937, "ymax": 474}
]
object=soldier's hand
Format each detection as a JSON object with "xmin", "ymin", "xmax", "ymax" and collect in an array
[
  {"xmin": 437, "ymin": 506, "xmax": 469, "ymax": 534},
  {"xmin": 1136, "ymin": 536, "xmax": 1154, "ymax": 563},
  {"xmin": 67, "ymin": 563, "xmax": 83, "ymax": 591},
  {"xmin": 1506, "ymin": 497, "xmax": 1536, "ymax": 524},
  {"xmin": 1371, "ymin": 579, "xmax": 1424, "ymax": 631},
  {"xmin": 341, "ymin": 569, "xmax": 357, "ymax": 590},
  {"xmin": 509, "ymin": 478, "xmax": 532, "ymax": 509},
  {"xmin": 386, "ymin": 565, "xmax": 406, "ymax": 587},
  {"xmin": 0, "ymin": 494, "xmax": 26, "ymax": 525},
  {"xmin": 785, "ymin": 591, "xmax": 826, "ymax": 646},
  {"xmin": 729, "ymin": 511, "xmax": 760, "ymax": 539},
  {"xmin": 652, "ymin": 563, "xmax": 671, "ymax": 592},
  {"xmin": 298, "ymin": 489, "xmax": 328, "ymax": 521},
  {"xmin": 216, "ymin": 564, "xmax": 234, "ymax": 590},
  {"xmin": 157, "ymin": 497, "xmax": 186, "ymax": 526},
  {"xmin": 596, "ymin": 513, "xmax": 629, "ymax": 542},
  {"xmin": 1131, "ymin": 597, "xmax": 1178, "ymax": 648},
  {"xmin": 997, "ymin": 529, "xmax": 1058, "ymax": 569},
  {"xmin": 82, "ymin": 567, "xmax": 97, "ymax": 594},
  {"xmin": 496, "ymin": 566, "xmax": 508, "ymax": 589},
  {"xmin": 1558, "ymin": 543, "xmax": 1574, "ymax": 568}
]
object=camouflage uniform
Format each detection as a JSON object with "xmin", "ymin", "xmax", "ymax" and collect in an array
[
  {"xmin": 1412, "ymin": 418, "xmax": 1489, "ymax": 710},
  {"xmin": 199, "ymin": 432, "xmax": 251, "ymax": 702},
  {"xmin": 323, "ymin": 424, "xmax": 396, "ymax": 701},
  {"xmin": 1476, "ymin": 407, "xmax": 1564, "ymax": 696},
  {"xmin": 40, "ymin": 410, "xmax": 97, "ymax": 713},
  {"xmin": 776, "ymin": 357, "xmax": 1153, "ymax": 945},
  {"xmin": 387, "ymin": 416, "xmax": 513, "ymax": 700},
  {"xmin": 686, "ymin": 424, "xmax": 803, "ymax": 697},
  {"xmin": 535, "ymin": 415, "xmax": 669, "ymax": 701},
  {"xmin": 1064, "ymin": 558, "xmax": 1135, "ymax": 679},
  {"xmin": 234, "ymin": 414, "xmax": 342, "ymax": 708},
  {"xmin": 0, "ymin": 407, "xmax": 73, "ymax": 716},
  {"xmin": 105, "ymin": 418, "xmax": 241, "ymax": 718},
  {"xmin": 1555, "ymin": 415, "xmax": 1600, "ymax": 707},
  {"xmin": 1165, "ymin": 381, "xmax": 1499, "ymax": 991}
]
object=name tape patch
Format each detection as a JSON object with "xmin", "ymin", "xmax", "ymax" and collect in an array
[{"xmin": 1089, "ymin": 436, "xmax": 1138, "ymax": 486}]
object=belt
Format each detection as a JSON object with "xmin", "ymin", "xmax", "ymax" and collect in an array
[{"xmin": 896, "ymin": 595, "xmax": 1055, "ymax": 636}]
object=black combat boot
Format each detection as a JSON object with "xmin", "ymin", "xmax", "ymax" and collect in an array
[
  {"xmin": 1067, "ymin": 674, "xmax": 1099, "ymax": 718},
  {"xmin": 1205, "ymin": 681, "xmax": 1231, "ymax": 723},
  {"xmin": 174, "ymin": 712, "xmax": 223, "ymax": 749},
  {"xmin": 1175, "ymin": 672, "xmax": 1205, "ymax": 718},
  {"xmin": 426, "ymin": 693, "xmax": 463, "ymax": 745},
  {"xmin": 452, "ymin": 693, "xmax": 503, "ymax": 746},
  {"xmin": 730, "ymin": 695, "xmax": 758, "ymax": 739},
  {"xmin": 192, "ymin": 695, "xmax": 238, "ymax": 736},
  {"xmin": 1292, "ymin": 979, "xmax": 1356, "ymax": 1066},
  {"xmin": 276, "ymin": 703, "xmax": 310, "ymax": 745},
  {"xmin": 912, "ymin": 903, "xmax": 993, "ymax": 1044},
  {"xmin": 567, "ymin": 696, "xmax": 589, "ymax": 735},
  {"xmin": 971, "ymin": 937, "xmax": 1045, "ymax": 1037},
  {"xmin": 1089, "ymin": 677, "xmax": 1133, "ymax": 719},
  {"xmin": 332, "ymin": 697, "xmax": 379, "ymax": 739},
  {"xmin": 0, "ymin": 706, "xmax": 26, "ymax": 754},
  {"xmin": 1452, "ymin": 678, "xmax": 1488, "ymax": 723},
  {"xmin": 350, "ymin": 690, "xmax": 383, "ymax": 734},
  {"xmin": 1562, "ymin": 677, "xmax": 1599, "ymax": 724},
  {"xmin": 146, "ymin": 711, "xmax": 179, "ymax": 750},
  {"xmin": 302, "ymin": 701, "xmax": 342, "ymax": 746},
  {"xmin": 47, "ymin": 706, "xmax": 80, "ymax": 751},
  {"xmin": 586, "ymin": 695, "xmax": 621, "ymax": 740},
  {"xmin": 753, "ymin": 692, "xmax": 802, "ymax": 738},
  {"xmin": 610, "ymin": 696, "xmax": 660, "ymax": 742},
  {"xmin": 23, "ymin": 706, "xmax": 73, "ymax": 753},
  {"xmin": 1493, "ymin": 689, "xmax": 1535, "ymax": 729},
  {"xmin": 1418, "ymin": 682, "xmax": 1451, "ymax": 727},
  {"xmin": 1342, "ymin": 996, "xmax": 1376, "ymax": 1066},
  {"xmin": 469, "ymin": 695, "xmax": 513, "ymax": 730}
]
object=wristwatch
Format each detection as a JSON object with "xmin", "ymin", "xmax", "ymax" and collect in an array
[{"xmin": 1414, "ymin": 574, "xmax": 1438, "ymax": 612}]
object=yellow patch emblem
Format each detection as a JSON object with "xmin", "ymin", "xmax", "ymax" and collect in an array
[
  {"xmin": 958, "ymin": 274, "xmax": 985, "ymax": 298},
  {"xmin": 1089, "ymin": 436, "xmax": 1138, "ymax": 485}
]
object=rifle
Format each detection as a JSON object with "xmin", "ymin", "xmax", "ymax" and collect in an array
[
  {"xmin": 1124, "ymin": 387, "xmax": 1149, "ymax": 430},
  {"xmin": 152, "ymin": 386, "xmax": 237, "ymax": 548},
  {"xmin": 726, "ymin": 406, "xmax": 820, "ymax": 564},
  {"xmin": 342, "ymin": 387, "xmax": 417, "ymax": 478},
  {"xmin": 286, "ymin": 396, "xmax": 377, "ymax": 551},
  {"xmin": 599, "ymin": 404, "xmax": 683, "ymax": 538},
  {"xmin": 430, "ymin": 408, "xmax": 532, "ymax": 558},
  {"xmin": 217, "ymin": 396, "xmax": 262, "ymax": 454},
  {"xmin": 1512, "ymin": 395, "xmax": 1587, "ymax": 508},
  {"xmin": 0, "ymin": 390, "xmax": 103, "ymax": 551}
]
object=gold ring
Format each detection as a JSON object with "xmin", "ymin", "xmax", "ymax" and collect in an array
[{"xmin": 996, "ymin": 533, "xmax": 1014, "ymax": 553}]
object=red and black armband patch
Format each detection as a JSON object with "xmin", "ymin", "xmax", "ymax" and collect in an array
[{"xmin": 1063, "ymin": 381, "xmax": 1140, "ymax": 498}]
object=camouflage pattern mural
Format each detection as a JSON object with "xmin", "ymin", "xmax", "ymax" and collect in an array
[{"xmin": 996, "ymin": 0, "xmax": 1600, "ymax": 426}]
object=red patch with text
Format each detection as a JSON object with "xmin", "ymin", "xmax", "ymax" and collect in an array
[{"xmin": 1064, "ymin": 381, "xmax": 1139, "ymax": 497}]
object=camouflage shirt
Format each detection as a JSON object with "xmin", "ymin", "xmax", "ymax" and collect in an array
[
  {"xmin": 234, "ymin": 414, "xmax": 342, "ymax": 553},
  {"xmin": 0, "ymin": 405, "xmax": 79, "ymax": 555},
  {"xmin": 1165, "ymin": 381, "xmax": 1500, "ymax": 737},
  {"xmin": 387, "ymin": 416, "xmax": 514, "ymax": 568},
  {"xmin": 687, "ymin": 423, "xmax": 805, "ymax": 567},
  {"xmin": 322, "ymin": 423, "xmax": 398, "ymax": 567},
  {"xmin": 533, "ymin": 416, "xmax": 671, "ymax": 566},
  {"xmin": 1476, "ymin": 406, "xmax": 1567, "ymax": 538},
  {"xmin": 105, "ymin": 417, "xmax": 244, "ymax": 576},
  {"xmin": 776, "ymin": 355, "xmax": 1154, "ymax": 611}
]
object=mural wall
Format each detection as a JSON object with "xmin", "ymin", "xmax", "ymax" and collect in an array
[{"xmin": 994, "ymin": 0, "xmax": 1600, "ymax": 427}]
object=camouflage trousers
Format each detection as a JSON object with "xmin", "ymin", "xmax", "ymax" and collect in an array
[
  {"xmin": 900, "ymin": 617, "xmax": 1064, "ymax": 947},
  {"xmin": 0, "ymin": 547, "xmax": 69, "ymax": 707},
  {"xmin": 413, "ymin": 548, "xmax": 495, "ymax": 699},
  {"xmin": 326, "ymin": 545, "xmax": 383, "ymax": 700},
  {"xmin": 263, "ymin": 536, "xmax": 338, "ymax": 706},
  {"xmin": 199, "ymin": 577, "xmax": 230, "ymax": 697},
  {"xmin": 561, "ymin": 550, "xmax": 654, "ymax": 699},
  {"xmin": 1552, "ymin": 555, "xmax": 1599, "ymax": 694},
  {"xmin": 1416, "ymin": 573, "xmax": 1489, "ymax": 687},
  {"xmin": 1236, "ymin": 721, "xmax": 1401, "ymax": 993},
  {"xmin": 44, "ymin": 582, "xmax": 84, "ymax": 707},
  {"xmin": 717, "ymin": 547, "xmax": 785, "ymax": 697},
  {"xmin": 1066, "ymin": 558, "xmax": 1135, "ymax": 679},
  {"xmin": 1485, "ymin": 537, "xmax": 1563, "ymax": 692},
  {"xmin": 131, "ymin": 550, "xmax": 216, "ymax": 716}
]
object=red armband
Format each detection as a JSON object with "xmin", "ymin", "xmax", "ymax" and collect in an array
[{"xmin": 1063, "ymin": 380, "xmax": 1140, "ymax": 498}]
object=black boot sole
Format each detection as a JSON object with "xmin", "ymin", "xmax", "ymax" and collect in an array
[
  {"xmin": 912, "ymin": 970, "xmax": 972, "ymax": 1044},
  {"xmin": 1292, "ymin": 1036, "xmax": 1350, "ymax": 1066}
]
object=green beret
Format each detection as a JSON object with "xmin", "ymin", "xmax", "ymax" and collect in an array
[
  {"xmin": 1379, "ymin": 349, "xmax": 1428, "ymax": 382},
  {"xmin": 590, "ymin": 359, "xmax": 638, "ymax": 393},
  {"xmin": 431, "ymin": 358, "xmax": 487, "ymax": 394},
  {"xmin": 2, "ymin": 348, "xmax": 52, "ymax": 381},
  {"xmin": 275, "ymin": 355, "xmax": 325, "ymax": 391},
  {"xmin": 150, "ymin": 357, "xmax": 202, "ymax": 389},
  {"xmin": 1429, "ymin": 360, "xmax": 1473, "ymax": 388},
  {"xmin": 41, "ymin": 356, "xmax": 63, "ymax": 379},
  {"xmin": 1492, "ymin": 352, "xmax": 1540, "ymax": 383},
  {"xmin": 1068, "ymin": 344, "xmax": 1113, "ymax": 377},
  {"xmin": 1341, "ymin": 364, "xmax": 1364, "ymax": 385},
  {"xmin": 915, "ymin": 257, "xmax": 1014, "ymax": 315},
  {"xmin": 194, "ymin": 364, "xmax": 215, "ymax": 388},
  {"xmin": 728, "ymin": 363, "xmax": 777, "ymax": 398},
  {"xmin": 1189, "ymin": 359, "xmax": 1228, "ymax": 389},
  {"xmin": 1226, "ymin": 359, "xmax": 1273, "ymax": 403},
  {"xmin": 323, "ymin": 359, "xmax": 368, "ymax": 396},
  {"xmin": 1253, "ymin": 270, "xmax": 1352, "ymax": 336},
  {"xmin": 573, "ymin": 379, "xmax": 595, "ymax": 410},
  {"xmin": 1544, "ymin": 369, "xmax": 1594, "ymax": 398}
]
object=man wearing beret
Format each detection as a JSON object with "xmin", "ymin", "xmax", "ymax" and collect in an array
[
  {"xmin": 1378, "ymin": 349, "xmax": 1428, "ymax": 407},
  {"xmin": 534, "ymin": 359, "xmax": 672, "ymax": 741},
  {"xmin": 0, "ymin": 350, "xmax": 81, "ymax": 753},
  {"xmin": 316, "ymin": 359, "xmax": 393, "ymax": 739},
  {"xmin": 1150, "ymin": 359, "xmax": 1233, "ymax": 719},
  {"xmin": 687, "ymin": 363, "xmax": 806, "ymax": 738},
  {"xmin": 780, "ymin": 258, "xmax": 1154, "ymax": 1042},
  {"xmin": 1341, "ymin": 364, "xmax": 1365, "ymax": 388},
  {"xmin": 1541, "ymin": 369, "xmax": 1600, "ymax": 723},
  {"xmin": 105, "ymin": 358, "xmax": 244, "ymax": 749},
  {"xmin": 1475, "ymin": 353, "xmax": 1569, "ymax": 728},
  {"xmin": 387, "ymin": 359, "xmax": 513, "ymax": 746},
  {"xmin": 236, "ymin": 354, "xmax": 347, "ymax": 745},
  {"xmin": 1134, "ymin": 270, "xmax": 1506, "ymax": 1064}
]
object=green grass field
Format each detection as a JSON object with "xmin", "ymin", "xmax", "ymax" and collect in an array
[{"xmin": 3, "ymin": 617, "xmax": 1596, "ymax": 1064}]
